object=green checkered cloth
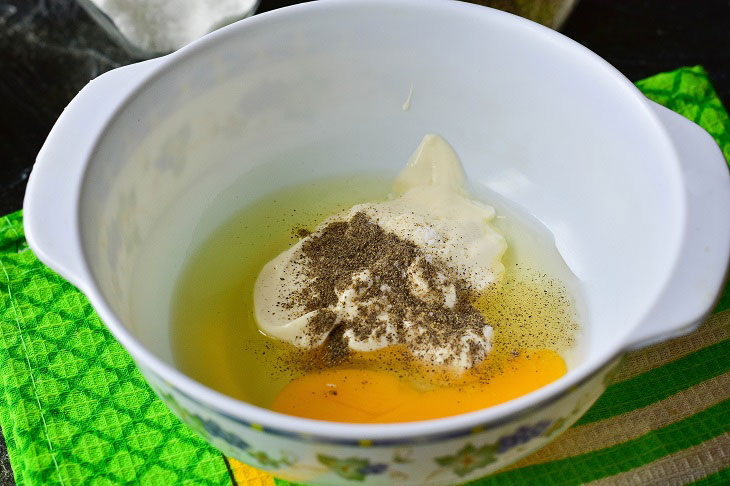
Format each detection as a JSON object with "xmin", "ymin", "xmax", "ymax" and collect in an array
[{"xmin": 1, "ymin": 66, "xmax": 729, "ymax": 486}]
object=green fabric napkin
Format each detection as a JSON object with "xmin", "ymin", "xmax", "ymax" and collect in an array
[{"xmin": 1, "ymin": 66, "xmax": 729, "ymax": 486}]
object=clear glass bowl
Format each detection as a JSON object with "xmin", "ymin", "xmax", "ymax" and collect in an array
[
  {"xmin": 471, "ymin": 0, "xmax": 578, "ymax": 30},
  {"xmin": 77, "ymin": 0, "xmax": 261, "ymax": 59}
]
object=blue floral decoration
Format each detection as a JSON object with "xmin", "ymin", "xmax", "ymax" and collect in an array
[
  {"xmin": 317, "ymin": 454, "xmax": 388, "ymax": 481},
  {"xmin": 497, "ymin": 420, "xmax": 552, "ymax": 453},
  {"xmin": 198, "ymin": 416, "xmax": 250, "ymax": 451},
  {"xmin": 360, "ymin": 462, "xmax": 388, "ymax": 474}
]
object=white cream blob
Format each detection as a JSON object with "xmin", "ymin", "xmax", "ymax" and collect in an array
[{"xmin": 253, "ymin": 135, "xmax": 507, "ymax": 370}]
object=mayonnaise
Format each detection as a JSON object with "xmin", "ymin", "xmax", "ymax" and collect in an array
[{"xmin": 253, "ymin": 135, "xmax": 507, "ymax": 370}]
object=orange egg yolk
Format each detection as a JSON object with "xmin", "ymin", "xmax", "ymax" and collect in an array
[{"xmin": 270, "ymin": 349, "xmax": 566, "ymax": 423}]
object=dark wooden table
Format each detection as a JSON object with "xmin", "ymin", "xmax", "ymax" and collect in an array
[{"xmin": 1, "ymin": 0, "xmax": 728, "ymax": 484}]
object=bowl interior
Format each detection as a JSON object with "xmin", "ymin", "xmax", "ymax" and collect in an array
[{"xmin": 79, "ymin": 1, "xmax": 684, "ymax": 412}]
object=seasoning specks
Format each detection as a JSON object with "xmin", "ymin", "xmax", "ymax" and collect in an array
[{"xmin": 283, "ymin": 211, "xmax": 493, "ymax": 368}]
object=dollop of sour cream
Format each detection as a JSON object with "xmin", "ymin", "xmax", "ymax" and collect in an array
[{"xmin": 254, "ymin": 135, "xmax": 507, "ymax": 370}]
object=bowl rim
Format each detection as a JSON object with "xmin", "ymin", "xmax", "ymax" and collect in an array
[{"xmin": 71, "ymin": 0, "xmax": 686, "ymax": 441}]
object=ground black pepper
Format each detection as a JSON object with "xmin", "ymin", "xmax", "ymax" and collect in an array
[{"xmin": 285, "ymin": 211, "xmax": 492, "ymax": 367}]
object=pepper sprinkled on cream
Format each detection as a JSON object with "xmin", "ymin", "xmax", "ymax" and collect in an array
[{"xmin": 254, "ymin": 135, "xmax": 507, "ymax": 370}]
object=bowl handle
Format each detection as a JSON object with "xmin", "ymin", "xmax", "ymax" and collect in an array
[
  {"xmin": 23, "ymin": 58, "xmax": 164, "ymax": 288},
  {"xmin": 625, "ymin": 101, "xmax": 730, "ymax": 350}
]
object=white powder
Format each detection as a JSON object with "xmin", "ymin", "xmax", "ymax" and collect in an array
[{"xmin": 90, "ymin": 0, "xmax": 258, "ymax": 53}]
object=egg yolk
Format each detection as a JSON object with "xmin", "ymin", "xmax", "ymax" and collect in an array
[{"xmin": 270, "ymin": 349, "xmax": 566, "ymax": 423}]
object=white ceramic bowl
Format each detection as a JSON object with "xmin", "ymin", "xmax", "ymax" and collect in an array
[{"xmin": 24, "ymin": 1, "xmax": 730, "ymax": 484}]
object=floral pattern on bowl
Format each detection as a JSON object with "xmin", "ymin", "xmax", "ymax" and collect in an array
[
  {"xmin": 317, "ymin": 454, "xmax": 389, "ymax": 481},
  {"xmin": 142, "ymin": 359, "xmax": 620, "ymax": 485}
]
